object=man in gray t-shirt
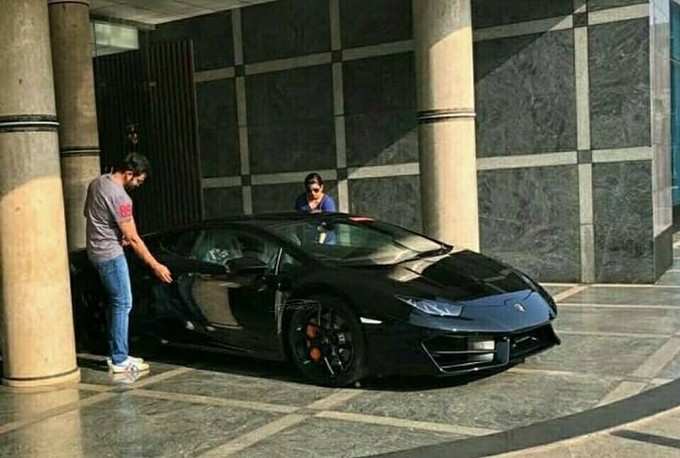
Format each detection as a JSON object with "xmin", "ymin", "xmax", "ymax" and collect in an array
[
  {"xmin": 84, "ymin": 173, "xmax": 134, "ymax": 264},
  {"xmin": 84, "ymin": 153, "xmax": 172, "ymax": 374}
]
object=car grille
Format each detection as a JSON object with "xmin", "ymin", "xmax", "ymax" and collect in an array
[
  {"xmin": 422, "ymin": 325, "xmax": 559, "ymax": 374},
  {"xmin": 509, "ymin": 325, "xmax": 559, "ymax": 360},
  {"xmin": 422, "ymin": 335, "xmax": 499, "ymax": 373}
]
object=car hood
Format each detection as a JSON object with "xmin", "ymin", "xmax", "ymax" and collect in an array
[
  {"xmin": 370, "ymin": 249, "xmax": 555, "ymax": 331},
  {"xmin": 385, "ymin": 249, "xmax": 533, "ymax": 303}
]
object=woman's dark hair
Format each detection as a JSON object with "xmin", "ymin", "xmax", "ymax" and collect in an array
[
  {"xmin": 304, "ymin": 172, "xmax": 324, "ymax": 188},
  {"xmin": 113, "ymin": 152, "xmax": 151, "ymax": 177}
]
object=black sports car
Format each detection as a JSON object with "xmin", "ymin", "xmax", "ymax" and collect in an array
[{"xmin": 70, "ymin": 213, "xmax": 560, "ymax": 386}]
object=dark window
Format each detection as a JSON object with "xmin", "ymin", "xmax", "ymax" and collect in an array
[
  {"xmin": 158, "ymin": 231, "xmax": 200, "ymax": 257},
  {"xmin": 192, "ymin": 229, "xmax": 281, "ymax": 271}
]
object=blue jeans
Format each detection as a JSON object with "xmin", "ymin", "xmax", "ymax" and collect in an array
[{"xmin": 95, "ymin": 255, "xmax": 133, "ymax": 365}]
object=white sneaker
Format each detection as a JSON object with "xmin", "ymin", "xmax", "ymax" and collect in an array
[
  {"xmin": 111, "ymin": 370, "xmax": 149, "ymax": 385},
  {"xmin": 107, "ymin": 357, "xmax": 150, "ymax": 373},
  {"xmin": 106, "ymin": 355, "xmax": 144, "ymax": 366}
]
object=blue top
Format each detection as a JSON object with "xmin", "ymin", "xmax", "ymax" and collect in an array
[
  {"xmin": 294, "ymin": 193, "xmax": 337, "ymax": 244},
  {"xmin": 294, "ymin": 193, "xmax": 337, "ymax": 213}
]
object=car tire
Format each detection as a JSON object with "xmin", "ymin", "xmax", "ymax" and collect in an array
[{"xmin": 286, "ymin": 294, "xmax": 367, "ymax": 387}]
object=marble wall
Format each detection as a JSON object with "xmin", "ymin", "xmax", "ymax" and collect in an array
[
  {"xmin": 589, "ymin": 19, "xmax": 650, "ymax": 150},
  {"xmin": 149, "ymin": 0, "xmax": 669, "ymax": 283},
  {"xmin": 195, "ymin": 79, "xmax": 240, "ymax": 177},
  {"xmin": 478, "ymin": 166, "xmax": 581, "ymax": 282},
  {"xmin": 152, "ymin": 0, "xmax": 420, "ymax": 231},
  {"xmin": 474, "ymin": 30, "xmax": 577, "ymax": 156},
  {"xmin": 592, "ymin": 161, "xmax": 654, "ymax": 282},
  {"xmin": 473, "ymin": 0, "xmax": 669, "ymax": 282},
  {"xmin": 246, "ymin": 64, "xmax": 336, "ymax": 174}
]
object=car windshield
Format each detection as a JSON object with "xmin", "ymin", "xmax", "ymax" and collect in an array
[{"xmin": 268, "ymin": 218, "xmax": 450, "ymax": 266}]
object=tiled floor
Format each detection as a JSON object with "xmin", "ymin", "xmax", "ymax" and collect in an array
[{"xmin": 1, "ymin": 281, "xmax": 680, "ymax": 457}]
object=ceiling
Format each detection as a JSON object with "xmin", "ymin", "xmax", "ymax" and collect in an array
[{"xmin": 90, "ymin": 0, "xmax": 276, "ymax": 26}]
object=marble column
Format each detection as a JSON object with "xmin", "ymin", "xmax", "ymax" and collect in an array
[
  {"xmin": 0, "ymin": 0, "xmax": 80, "ymax": 387},
  {"xmin": 413, "ymin": 0, "xmax": 480, "ymax": 250},
  {"xmin": 49, "ymin": 0, "xmax": 101, "ymax": 251}
]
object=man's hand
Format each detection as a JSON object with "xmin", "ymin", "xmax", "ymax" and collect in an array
[{"xmin": 152, "ymin": 262, "xmax": 173, "ymax": 283}]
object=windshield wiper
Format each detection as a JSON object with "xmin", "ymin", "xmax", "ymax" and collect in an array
[
  {"xmin": 416, "ymin": 245, "xmax": 452, "ymax": 258},
  {"xmin": 394, "ymin": 245, "xmax": 451, "ymax": 264}
]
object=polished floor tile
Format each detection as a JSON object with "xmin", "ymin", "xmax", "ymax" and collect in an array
[
  {"xmin": 143, "ymin": 369, "xmax": 338, "ymax": 407},
  {"xmin": 555, "ymin": 307, "xmax": 680, "ymax": 336},
  {"xmin": 241, "ymin": 417, "xmax": 464, "ymax": 457},
  {"xmin": 630, "ymin": 408, "xmax": 680, "ymax": 439},
  {"xmin": 659, "ymin": 353, "xmax": 680, "ymax": 380},
  {"xmin": 0, "ymin": 393, "xmax": 280, "ymax": 458},
  {"xmin": 523, "ymin": 334, "xmax": 667, "ymax": 377},
  {"xmin": 542, "ymin": 285, "xmax": 573, "ymax": 296},
  {"xmin": 0, "ymin": 388, "xmax": 96, "ymax": 427},
  {"xmin": 656, "ymin": 271, "xmax": 680, "ymax": 286},
  {"xmin": 336, "ymin": 371, "xmax": 617, "ymax": 431},
  {"xmin": 564, "ymin": 287, "xmax": 680, "ymax": 306}
]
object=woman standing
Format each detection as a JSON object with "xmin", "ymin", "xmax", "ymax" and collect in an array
[{"xmin": 294, "ymin": 173, "xmax": 337, "ymax": 214}]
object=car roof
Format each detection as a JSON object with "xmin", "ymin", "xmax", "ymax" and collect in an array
[{"xmin": 143, "ymin": 212, "xmax": 370, "ymax": 237}]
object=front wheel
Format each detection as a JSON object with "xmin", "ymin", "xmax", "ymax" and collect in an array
[{"xmin": 287, "ymin": 295, "xmax": 366, "ymax": 387}]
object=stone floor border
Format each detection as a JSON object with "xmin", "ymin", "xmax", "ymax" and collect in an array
[
  {"xmin": 316, "ymin": 411, "xmax": 498, "ymax": 437},
  {"xmin": 552, "ymin": 285, "xmax": 588, "ymax": 302},
  {"xmin": 368, "ymin": 373, "xmax": 680, "ymax": 457},
  {"xmin": 130, "ymin": 389, "xmax": 300, "ymax": 414}
]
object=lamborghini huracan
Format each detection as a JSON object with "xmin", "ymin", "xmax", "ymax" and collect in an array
[{"xmin": 70, "ymin": 213, "xmax": 560, "ymax": 386}]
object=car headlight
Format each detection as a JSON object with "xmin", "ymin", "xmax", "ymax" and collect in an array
[{"xmin": 395, "ymin": 295, "xmax": 464, "ymax": 317}]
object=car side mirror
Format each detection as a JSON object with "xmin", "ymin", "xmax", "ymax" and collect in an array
[{"xmin": 224, "ymin": 256, "xmax": 267, "ymax": 274}]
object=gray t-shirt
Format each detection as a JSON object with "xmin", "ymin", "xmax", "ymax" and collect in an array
[{"xmin": 84, "ymin": 174, "xmax": 133, "ymax": 263}]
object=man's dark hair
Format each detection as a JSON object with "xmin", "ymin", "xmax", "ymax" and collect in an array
[{"xmin": 113, "ymin": 153, "xmax": 151, "ymax": 177}]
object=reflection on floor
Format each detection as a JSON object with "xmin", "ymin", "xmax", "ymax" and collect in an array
[{"xmin": 1, "ymin": 281, "xmax": 680, "ymax": 457}]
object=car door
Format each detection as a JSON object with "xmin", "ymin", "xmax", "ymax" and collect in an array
[{"xmin": 187, "ymin": 227, "xmax": 284, "ymax": 355}]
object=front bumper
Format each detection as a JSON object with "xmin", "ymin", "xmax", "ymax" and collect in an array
[{"xmin": 364, "ymin": 321, "xmax": 560, "ymax": 378}]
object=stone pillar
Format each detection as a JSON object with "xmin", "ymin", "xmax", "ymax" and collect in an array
[
  {"xmin": 0, "ymin": 0, "xmax": 80, "ymax": 387},
  {"xmin": 413, "ymin": 0, "xmax": 480, "ymax": 251},
  {"xmin": 49, "ymin": 0, "xmax": 101, "ymax": 251}
]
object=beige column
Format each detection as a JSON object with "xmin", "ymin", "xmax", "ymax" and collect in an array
[
  {"xmin": 0, "ymin": 0, "xmax": 80, "ymax": 387},
  {"xmin": 413, "ymin": 0, "xmax": 480, "ymax": 251},
  {"xmin": 49, "ymin": 0, "xmax": 101, "ymax": 251}
]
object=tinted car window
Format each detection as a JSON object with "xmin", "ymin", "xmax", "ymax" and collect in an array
[
  {"xmin": 193, "ymin": 229, "xmax": 281, "ymax": 270},
  {"xmin": 158, "ymin": 230, "xmax": 200, "ymax": 257},
  {"xmin": 278, "ymin": 250, "xmax": 302, "ymax": 274},
  {"xmin": 270, "ymin": 220, "xmax": 446, "ymax": 266}
]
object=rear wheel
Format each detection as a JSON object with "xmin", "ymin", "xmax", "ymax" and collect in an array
[
  {"xmin": 287, "ymin": 295, "xmax": 366, "ymax": 387},
  {"xmin": 74, "ymin": 289, "xmax": 108, "ymax": 354}
]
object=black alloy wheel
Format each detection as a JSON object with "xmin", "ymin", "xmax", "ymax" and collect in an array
[{"xmin": 287, "ymin": 295, "xmax": 366, "ymax": 387}]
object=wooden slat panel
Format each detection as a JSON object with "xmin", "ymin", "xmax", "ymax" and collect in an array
[{"xmin": 93, "ymin": 42, "xmax": 202, "ymax": 234}]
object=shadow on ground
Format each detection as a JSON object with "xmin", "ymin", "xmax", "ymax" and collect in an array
[{"xmin": 78, "ymin": 335, "xmax": 510, "ymax": 392}]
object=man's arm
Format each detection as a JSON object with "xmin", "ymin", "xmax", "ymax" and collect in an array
[{"xmin": 118, "ymin": 217, "xmax": 173, "ymax": 283}]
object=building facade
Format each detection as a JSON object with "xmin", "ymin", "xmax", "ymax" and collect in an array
[{"xmin": 144, "ymin": 0, "xmax": 674, "ymax": 283}]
